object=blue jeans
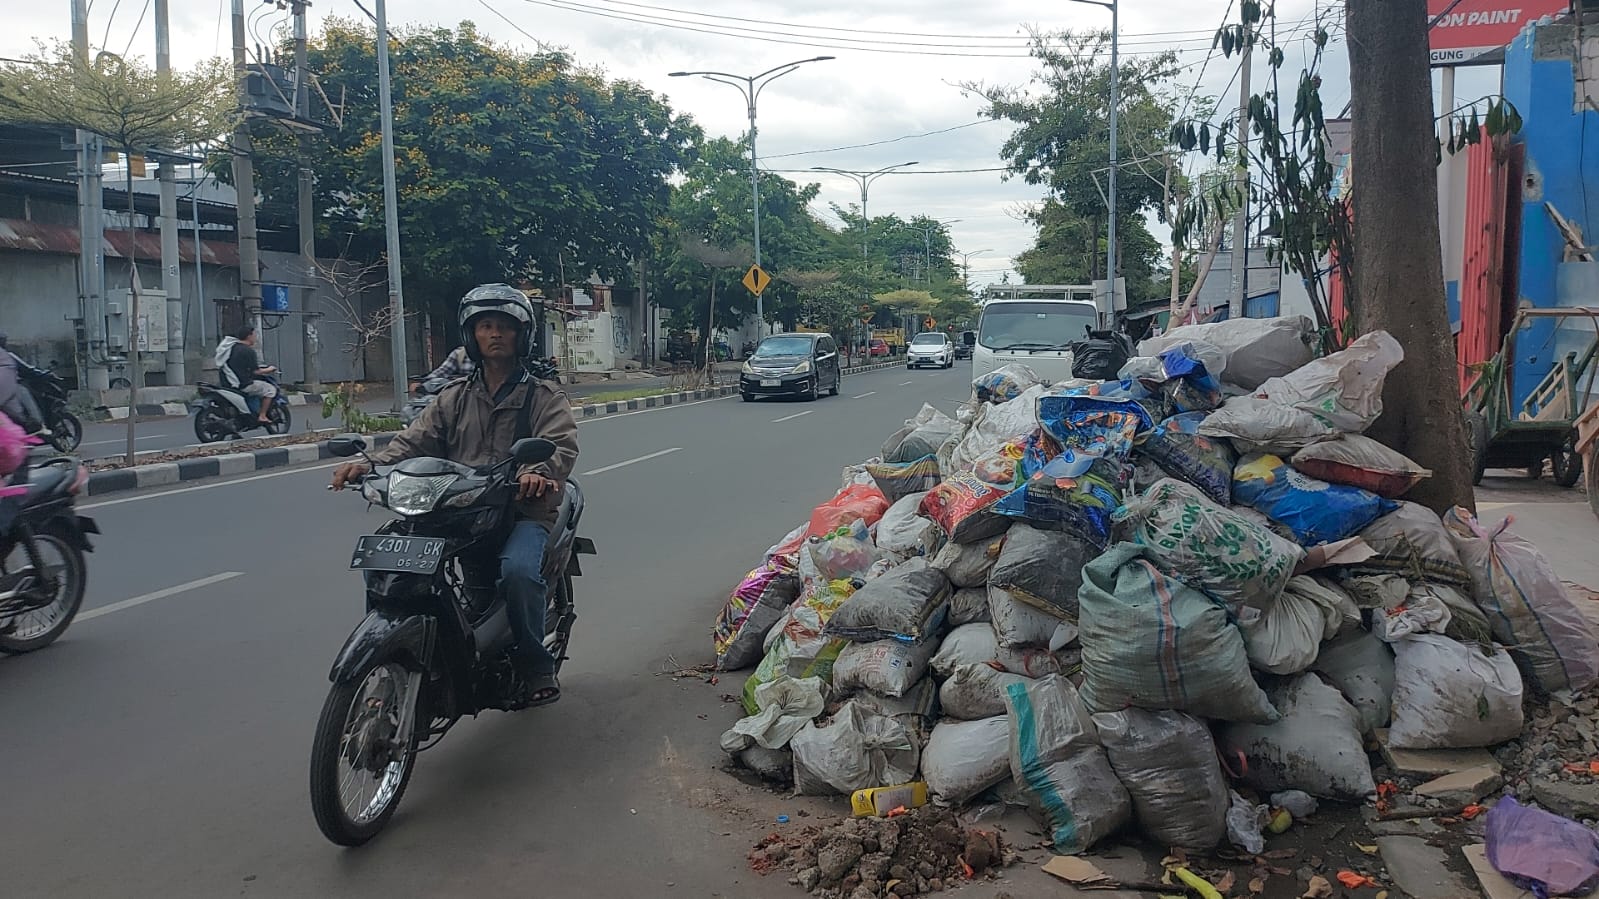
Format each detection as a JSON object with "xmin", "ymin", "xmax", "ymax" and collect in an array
[{"xmin": 500, "ymin": 519, "xmax": 555, "ymax": 676}]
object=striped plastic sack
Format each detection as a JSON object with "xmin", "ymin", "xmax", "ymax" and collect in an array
[
  {"xmin": 1076, "ymin": 543, "xmax": 1280, "ymax": 723},
  {"xmin": 1004, "ymin": 674, "xmax": 1131, "ymax": 854},
  {"xmin": 867, "ymin": 455, "xmax": 943, "ymax": 503}
]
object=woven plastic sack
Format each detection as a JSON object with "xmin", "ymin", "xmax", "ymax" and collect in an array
[
  {"xmin": 791, "ymin": 700, "xmax": 920, "ymax": 796},
  {"xmin": 930, "ymin": 534, "xmax": 1004, "ymax": 587},
  {"xmin": 1236, "ymin": 583, "xmax": 1328, "ymax": 675},
  {"xmin": 845, "ymin": 676, "xmax": 938, "ymax": 740},
  {"xmin": 1291, "ymin": 434, "xmax": 1431, "ymax": 498},
  {"xmin": 1232, "ymin": 453, "xmax": 1398, "ymax": 546},
  {"xmin": 1138, "ymin": 315, "xmax": 1313, "ymax": 390},
  {"xmin": 1093, "ymin": 709, "xmax": 1229, "ymax": 851},
  {"xmin": 1216, "ymin": 674, "xmax": 1376, "ymax": 801},
  {"xmin": 948, "ymin": 384, "xmax": 1049, "ymax": 473},
  {"xmin": 930, "ymin": 622, "xmax": 1063, "ymax": 678},
  {"xmin": 824, "ymin": 559, "xmax": 951, "ymax": 644},
  {"xmin": 743, "ymin": 600, "xmax": 850, "ymax": 714},
  {"xmin": 833, "ymin": 638, "xmax": 936, "ymax": 699},
  {"xmin": 884, "ymin": 404, "xmax": 962, "ymax": 463},
  {"xmin": 920, "ymin": 441, "xmax": 1024, "ymax": 544},
  {"xmin": 1115, "ymin": 478, "xmax": 1304, "ymax": 610},
  {"xmin": 1350, "ymin": 501, "xmax": 1472, "ymax": 586},
  {"xmin": 1139, "ymin": 411, "xmax": 1238, "ymax": 505},
  {"xmin": 988, "ymin": 523, "xmax": 1096, "ymax": 620},
  {"xmin": 1388, "ymin": 634, "xmax": 1525, "ymax": 750},
  {"xmin": 972, "ymin": 362, "xmax": 1044, "ymax": 404},
  {"xmin": 1255, "ymin": 330, "xmax": 1403, "ymax": 434},
  {"xmin": 922, "ymin": 715, "xmax": 1013, "ymax": 804},
  {"xmin": 1444, "ymin": 508, "xmax": 1599, "ymax": 694},
  {"xmin": 948, "ymin": 586, "xmax": 990, "ymax": 625},
  {"xmin": 1486, "ymin": 797, "xmax": 1599, "ymax": 897},
  {"xmin": 940, "ymin": 664, "xmax": 1036, "ymax": 720},
  {"xmin": 1077, "ymin": 543, "xmax": 1279, "ymax": 723},
  {"xmin": 712, "ymin": 558, "xmax": 802, "ymax": 671},
  {"xmin": 1312, "ymin": 628, "xmax": 1395, "ymax": 733},
  {"xmin": 876, "ymin": 491, "xmax": 939, "ymax": 560},
  {"xmin": 1198, "ymin": 395, "xmax": 1336, "ymax": 452},
  {"xmin": 867, "ymin": 455, "xmax": 943, "ymax": 503},
  {"xmin": 1005, "ymin": 675, "xmax": 1132, "ymax": 853}
]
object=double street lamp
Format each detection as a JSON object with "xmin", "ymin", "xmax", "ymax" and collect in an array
[
  {"xmin": 809, "ymin": 162, "xmax": 920, "ymax": 266},
  {"xmin": 1069, "ymin": 0, "xmax": 1120, "ymax": 302},
  {"xmin": 669, "ymin": 56, "xmax": 834, "ymax": 328},
  {"xmin": 914, "ymin": 218, "xmax": 960, "ymax": 283}
]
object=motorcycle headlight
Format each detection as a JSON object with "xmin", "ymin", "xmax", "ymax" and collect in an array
[
  {"xmin": 443, "ymin": 484, "xmax": 489, "ymax": 508},
  {"xmin": 386, "ymin": 472, "xmax": 457, "ymax": 516},
  {"xmin": 792, "ymin": 360, "xmax": 813, "ymax": 374}
]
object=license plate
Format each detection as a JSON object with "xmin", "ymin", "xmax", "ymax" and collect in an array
[
  {"xmin": 350, "ymin": 535, "xmax": 446, "ymax": 574},
  {"xmin": 760, "ymin": 379, "xmax": 780, "ymax": 387}
]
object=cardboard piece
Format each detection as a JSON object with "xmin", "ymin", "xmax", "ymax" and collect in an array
[{"xmin": 1042, "ymin": 856, "xmax": 1115, "ymax": 888}]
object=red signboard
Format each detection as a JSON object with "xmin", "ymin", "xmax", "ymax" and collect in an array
[{"xmin": 1429, "ymin": 0, "xmax": 1568, "ymax": 65}]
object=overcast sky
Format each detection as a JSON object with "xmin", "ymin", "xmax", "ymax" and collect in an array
[{"xmin": 7, "ymin": 0, "xmax": 1500, "ymax": 287}]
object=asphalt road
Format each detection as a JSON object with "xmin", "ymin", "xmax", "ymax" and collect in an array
[{"xmin": 0, "ymin": 363, "xmax": 1009, "ymax": 898}]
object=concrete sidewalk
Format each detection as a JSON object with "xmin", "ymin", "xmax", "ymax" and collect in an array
[{"xmin": 1476, "ymin": 478, "xmax": 1599, "ymax": 590}]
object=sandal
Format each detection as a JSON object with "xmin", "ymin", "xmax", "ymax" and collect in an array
[{"xmin": 522, "ymin": 672, "xmax": 561, "ymax": 708}]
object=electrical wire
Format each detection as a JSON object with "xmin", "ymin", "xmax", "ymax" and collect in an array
[
  {"xmin": 476, "ymin": 0, "xmax": 553, "ymax": 52},
  {"xmin": 121, "ymin": 0, "xmax": 152, "ymax": 59},
  {"xmin": 763, "ymin": 120, "xmax": 993, "ymax": 160},
  {"xmin": 101, "ymin": 0, "xmax": 125, "ymax": 51}
]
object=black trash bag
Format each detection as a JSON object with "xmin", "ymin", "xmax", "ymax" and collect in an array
[{"xmin": 1071, "ymin": 329, "xmax": 1135, "ymax": 381}]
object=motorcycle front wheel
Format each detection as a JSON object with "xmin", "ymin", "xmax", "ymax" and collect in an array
[
  {"xmin": 309, "ymin": 657, "xmax": 422, "ymax": 846},
  {"xmin": 47, "ymin": 412, "xmax": 82, "ymax": 453},
  {"xmin": 267, "ymin": 403, "xmax": 292, "ymax": 436},
  {"xmin": 0, "ymin": 523, "xmax": 88, "ymax": 654}
]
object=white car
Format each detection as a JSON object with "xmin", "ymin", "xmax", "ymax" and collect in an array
[{"xmin": 905, "ymin": 332, "xmax": 954, "ymax": 369}]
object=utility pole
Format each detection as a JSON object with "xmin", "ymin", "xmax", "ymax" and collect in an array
[
  {"xmin": 231, "ymin": 0, "xmax": 263, "ymax": 340},
  {"xmin": 811, "ymin": 163, "xmax": 918, "ymax": 360},
  {"xmin": 292, "ymin": 0, "xmax": 320, "ymax": 390},
  {"xmin": 1067, "ymin": 0, "xmax": 1120, "ymax": 314},
  {"xmin": 375, "ymin": 0, "xmax": 409, "ymax": 410},
  {"xmin": 154, "ymin": 0, "xmax": 185, "ymax": 384},
  {"xmin": 1165, "ymin": 153, "xmax": 1183, "ymax": 319},
  {"xmin": 72, "ymin": 0, "xmax": 109, "ymax": 391},
  {"xmin": 1228, "ymin": 34, "xmax": 1253, "ymax": 319}
]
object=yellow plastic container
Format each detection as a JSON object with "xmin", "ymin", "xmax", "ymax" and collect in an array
[{"xmin": 850, "ymin": 782, "xmax": 928, "ymax": 818}]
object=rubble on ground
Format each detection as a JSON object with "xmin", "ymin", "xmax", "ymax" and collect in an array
[{"xmin": 705, "ymin": 315, "xmax": 1599, "ymax": 899}]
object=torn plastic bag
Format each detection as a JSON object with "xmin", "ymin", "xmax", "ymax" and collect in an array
[
  {"xmin": 1093, "ymin": 708, "xmax": 1230, "ymax": 851},
  {"xmin": 867, "ymin": 455, "xmax": 944, "ymax": 504},
  {"xmin": 1254, "ymin": 330, "xmax": 1403, "ymax": 434},
  {"xmin": 987, "ymin": 523, "xmax": 1096, "ymax": 620},
  {"xmin": 1485, "ymin": 797, "xmax": 1599, "ymax": 897},
  {"xmin": 1311, "ymin": 628, "xmax": 1395, "ymax": 733},
  {"xmin": 1388, "ymin": 633, "xmax": 1524, "ymax": 750},
  {"xmin": 940, "ymin": 663, "xmax": 1036, "ymax": 720},
  {"xmin": 1005, "ymin": 675, "xmax": 1132, "ymax": 853},
  {"xmin": 1291, "ymin": 434, "xmax": 1431, "ymax": 498},
  {"xmin": 1077, "ymin": 543, "xmax": 1280, "ymax": 723},
  {"xmin": 804, "ymin": 519, "xmax": 881, "ymax": 583},
  {"xmin": 1139, "ymin": 315, "xmax": 1314, "ymax": 390},
  {"xmin": 824, "ymin": 559, "xmax": 951, "ymax": 644},
  {"xmin": 1216, "ymin": 673, "xmax": 1376, "ymax": 801},
  {"xmin": 1232, "ymin": 452, "xmax": 1398, "ymax": 546},
  {"xmin": 712, "ymin": 557, "xmax": 802, "ymax": 671},
  {"xmin": 832, "ymin": 638, "xmax": 936, "ymax": 698},
  {"xmin": 1444, "ymin": 507, "xmax": 1599, "ymax": 695},
  {"xmin": 922, "ymin": 715, "xmax": 1013, "ymax": 804},
  {"xmin": 972, "ymin": 362, "xmax": 1045, "ymax": 404},
  {"xmin": 930, "ymin": 622, "xmax": 1064, "ymax": 678},
  {"xmin": 791, "ymin": 700, "xmax": 921, "ymax": 796},
  {"xmin": 1138, "ymin": 411, "xmax": 1238, "ymax": 506},
  {"xmin": 1115, "ymin": 478, "xmax": 1303, "ymax": 611},
  {"xmin": 721, "ymin": 675, "xmax": 825, "ymax": 753},
  {"xmin": 1226, "ymin": 791, "xmax": 1271, "ymax": 855}
]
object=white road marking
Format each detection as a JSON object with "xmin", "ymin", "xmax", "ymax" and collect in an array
[
  {"xmin": 772, "ymin": 410, "xmax": 814, "ymax": 423},
  {"xmin": 852, "ymin": 391, "xmax": 877, "ymax": 399},
  {"xmin": 581, "ymin": 447, "xmax": 682, "ymax": 475},
  {"xmin": 898, "ymin": 380, "xmax": 914, "ymax": 386},
  {"xmin": 77, "ymin": 572, "xmax": 245, "ymax": 622}
]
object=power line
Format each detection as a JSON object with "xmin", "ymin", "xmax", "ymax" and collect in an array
[
  {"xmin": 122, "ymin": 0, "xmax": 152, "ymax": 60},
  {"xmin": 764, "ymin": 120, "xmax": 993, "ymax": 160},
  {"xmin": 476, "ymin": 0, "xmax": 553, "ymax": 52},
  {"xmin": 101, "ymin": 0, "xmax": 126, "ymax": 51}
]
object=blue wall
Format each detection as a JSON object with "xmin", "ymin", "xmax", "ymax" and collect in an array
[{"xmin": 1504, "ymin": 21, "xmax": 1599, "ymax": 408}]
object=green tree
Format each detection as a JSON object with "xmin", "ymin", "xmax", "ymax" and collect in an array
[
  {"xmin": 235, "ymin": 20, "xmax": 697, "ymax": 320},
  {"xmin": 1013, "ymin": 198, "xmax": 1166, "ymax": 299}
]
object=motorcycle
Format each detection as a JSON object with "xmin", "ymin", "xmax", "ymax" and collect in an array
[
  {"xmin": 0, "ymin": 452, "xmax": 98, "ymax": 654},
  {"xmin": 18, "ymin": 368, "xmax": 83, "ymax": 453},
  {"xmin": 310, "ymin": 434, "xmax": 594, "ymax": 846},
  {"xmin": 192, "ymin": 374, "xmax": 292, "ymax": 443}
]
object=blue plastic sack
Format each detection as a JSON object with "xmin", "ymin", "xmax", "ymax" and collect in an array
[
  {"xmin": 1037, "ymin": 395, "xmax": 1154, "ymax": 459},
  {"xmin": 1139, "ymin": 412, "xmax": 1237, "ymax": 506},
  {"xmin": 994, "ymin": 433, "xmax": 1128, "ymax": 549},
  {"xmin": 1233, "ymin": 453, "xmax": 1398, "ymax": 547},
  {"xmin": 1156, "ymin": 346, "xmax": 1225, "ymax": 413}
]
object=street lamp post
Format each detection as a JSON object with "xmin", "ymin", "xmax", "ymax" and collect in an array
[
  {"xmin": 669, "ymin": 56, "xmax": 833, "ymax": 333},
  {"xmin": 914, "ymin": 218, "xmax": 960, "ymax": 283},
  {"xmin": 811, "ymin": 163, "xmax": 919, "ymax": 361},
  {"xmin": 1069, "ymin": 0, "xmax": 1119, "ymax": 309},
  {"xmin": 958, "ymin": 249, "xmax": 993, "ymax": 294}
]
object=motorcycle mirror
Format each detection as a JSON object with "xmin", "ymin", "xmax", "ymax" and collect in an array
[
  {"xmin": 511, "ymin": 437, "xmax": 557, "ymax": 466},
  {"xmin": 328, "ymin": 435, "xmax": 369, "ymax": 457}
]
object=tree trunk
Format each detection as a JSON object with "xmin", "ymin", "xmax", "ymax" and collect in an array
[
  {"xmin": 1346, "ymin": 0, "xmax": 1473, "ymax": 513},
  {"xmin": 125, "ymin": 162, "xmax": 141, "ymax": 466}
]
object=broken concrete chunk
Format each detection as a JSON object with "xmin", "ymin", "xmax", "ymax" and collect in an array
[
  {"xmin": 1377, "ymin": 729, "xmax": 1503, "ymax": 778},
  {"xmin": 1414, "ymin": 764, "xmax": 1504, "ymax": 806}
]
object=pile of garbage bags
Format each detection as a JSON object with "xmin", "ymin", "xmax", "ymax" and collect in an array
[{"xmin": 711, "ymin": 314, "xmax": 1599, "ymax": 855}]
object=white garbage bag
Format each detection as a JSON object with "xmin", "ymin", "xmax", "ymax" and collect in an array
[
  {"xmin": 790, "ymin": 699, "xmax": 921, "ymax": 796},
  {"xmin": 1138, "ymin": 316, "xmax": 1314, "ymax": 389},
  {"xmin": 939, "ymin": 663, "xmax": 1036, "ymax": 721},
  {"xmin": 1197, "ymin": 395, "xmax": 1336, "ymax": 452},
  {"xmin": 921, "ymin": 715, "xmax": 1013, "ymax": 804},
  {"xmin": 1312, "ymin": 629, "xmax": 1396, "ymax": 734},
  {"xmin": 1216, "ymin": 674, "xmax": 1376, "ymax": 801},
  {"xmin": 720, "ymin": 675, "xmax": 826, "ymax": 753},
  {"xmin": 1254, "ymin": 330, "xmax": 1403, "ymax": 434},
  {"xmin": 1238, "ymin": 583, "xmax": 1328, "ymax": 675},
  {"xmin": 1388, "ymin": 633, "xmax": 1525, "ymax": 750},
  {"xmin": 930, "ymin": 622, "xmax": 1063, "ymax": 678}
]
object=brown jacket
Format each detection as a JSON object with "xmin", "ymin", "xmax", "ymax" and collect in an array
[{"xmin": 371, "ymin": 372, "xmax": 579, "ymax": 525}]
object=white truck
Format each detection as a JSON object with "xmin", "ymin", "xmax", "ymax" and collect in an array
[{"xmin": 973, "ymin": 284, "xmax": 1105, "ymax": 384}]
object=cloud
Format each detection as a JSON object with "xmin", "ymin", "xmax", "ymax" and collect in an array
[{"xmin": 6, "ymin": 0, "xmax": 1376, "ymax": 287}]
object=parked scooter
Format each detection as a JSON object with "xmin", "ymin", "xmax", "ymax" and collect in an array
[
  {"xmin": 192, "ymin": 374, "xmax": 292, "ymax": 443},
  {"xmin": 0, "ymin": 452, "xmax": 98, "ymax": 653},
  {"xmin": 18, "ymin": 367, "xmax": 83, "ymax": 453},
  {"xmin": 310, "ymin": 434, "xmax": 594, "ymax": 845}
]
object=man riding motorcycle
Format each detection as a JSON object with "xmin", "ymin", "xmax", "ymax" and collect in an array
[
  {"xmin": 331, "ymin": 284, "xmax": 579, "ymax": 706},
  {"xmin": 0, "ymin": 331, "xmax": 50, "ymax": 438},
  {"xmin": 414, "ymin": 344, "xmax": 475, "ymax": 393}
]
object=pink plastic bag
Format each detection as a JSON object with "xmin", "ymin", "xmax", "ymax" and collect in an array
[
  {"xmin": 1486, "ymin": 797, "xmax": 1599, "ymax": 896},
  {"xmin": 0, "ymin": 411, "xmax": 30, "ymax": 480}
]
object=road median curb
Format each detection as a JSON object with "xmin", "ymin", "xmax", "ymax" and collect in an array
[{"xmin": 80, "ymin": 359, "xmax": 909, "ymax": 499}]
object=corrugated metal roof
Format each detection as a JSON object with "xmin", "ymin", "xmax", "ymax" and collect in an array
[{"xmin": 0, "ymin": 218, "xmax": 239, "ymax": 266}]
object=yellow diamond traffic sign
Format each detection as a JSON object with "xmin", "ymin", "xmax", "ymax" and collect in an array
[{"xmin": 742, "ymin": 264, "xmax": 772, "ymax": 297}]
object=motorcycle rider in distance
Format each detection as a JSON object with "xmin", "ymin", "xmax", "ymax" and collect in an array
[
  {"xmin": 414, "ymin": 344, "xmax": 474, "ymax": 393},
  {"xmin": 331, "ymin": 284, "xmax": 579, "ymax": 706},
  {"xmin": 0, "ymin": 331, "xmax": 51, "ymax": 438},
  {"xmin": 215, "ymin": 325, "xmax": 279, "ymax": 425}
]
